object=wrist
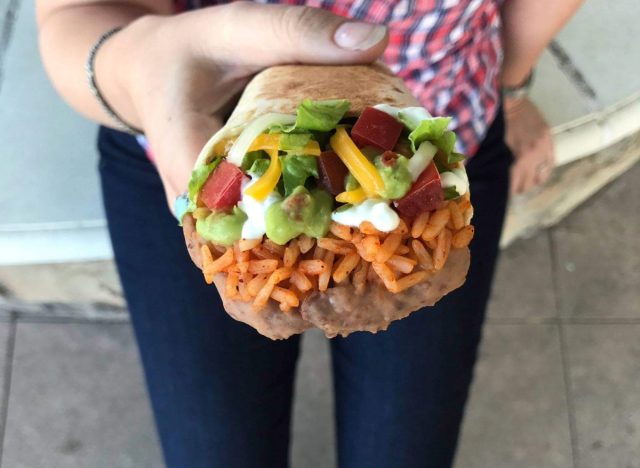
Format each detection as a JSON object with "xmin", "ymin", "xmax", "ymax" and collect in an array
[
  {"xmin": 503, "ymin": 95, "xmax": 529, "ymax": 114},
  {"xmin": 94, "ymin": 15, "xmax": 166, "ymax": 131},
  {"xmin": 501, "ymin": 69, "xmax": 534, "ymax": 103},
  {"xmin": 501, "ymin": 62, "xmax": 534, "ymax": 88}
]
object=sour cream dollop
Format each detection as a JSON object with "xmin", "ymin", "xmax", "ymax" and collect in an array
[
  {"xmin": 331, "ymin": 199, "xmax": 400, "ymax": 232},
  {"xmin": 238, "ymin": 177, "xmax": 282, "ymax": 239}
]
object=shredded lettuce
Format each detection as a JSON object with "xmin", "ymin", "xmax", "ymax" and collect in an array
[
  {"xmin": 279, "ymin": 154, "xmax": 319, "ymax": 197},
  {"xmin": 245, "ymin": 153, "xmax": 318, "ymax": 195},
  {"xmin": 241, "ymin": 150, "xmax": 268, "ymax": 172},
  {"xmin": 434, "ymin": 159, "xmax": 449, "ymax": 174},
  {"xmin": 188, "ymin": 157, "xmax": 222, "ymax": 205},
  {"xmin": 443, "ymin": 186, "xmax": 461, "ymax": 200},
  {"xmin": 448, "ymin": 152, "xmax": 466, "ymax": 164},
  {"xmin": 280, "ymin": 133, "xmax": 312, "ymax": 151},
  {"xmin": 374, "ymin": 104, "xmax": 402, "ymax": 119},
  {"xmin": 434, "ymin": 130, "xmax": 456, "ymax": 155},
  {"xmin": 271, "ymin": 99, "xmax": 351, "ymax": 133},
  {"xmin": 435, "ymin": 131, "xmax": 465, "ymax": 163},
  {"xmin": 397, "ymin": 107, "xmax": 433, "ymax": 130},
  {"xmin": 407, "ymin": 117, "xmax": 451, "ymax": 151},
  {"xmin": 248, "ymin": 158, "xmax": 270, "ymax": 178},
  {"xmin": 407, "ymin": 117, "xmax": 467, "ymax": 164},
  {"xmin": 344, "ymin": 173, "xmax": 360, "ymax": 191},
  {"xmin": 228, "ymin": 113, "xmax": 296, "ymax": 165},
  {"xmin": 295, "ymin": 99, "xmax": 350, "ymax": 131}
]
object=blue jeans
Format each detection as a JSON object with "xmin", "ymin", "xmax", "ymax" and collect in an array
[{"xmin": 98, "ymin": 112, "xmax": 511, "ymax": 468}]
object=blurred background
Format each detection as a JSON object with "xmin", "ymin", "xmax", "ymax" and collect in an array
[{"xmin": 0, "ymin": 1, "xmax": 639, "ymax": 467}]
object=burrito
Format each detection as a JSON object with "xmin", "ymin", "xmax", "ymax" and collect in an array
[{"xmin": 180, "ymin": 64, "xmax": 474, "ymax": 340}]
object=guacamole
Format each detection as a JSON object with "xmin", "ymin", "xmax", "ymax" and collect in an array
[
  {"xmin": 265, "ymin": 186, "xmax": 333, "ymax": 245},
  {"xmin": 196, "ymin": 207, "xmax": 247, "ymax": 246},
  {"xmin": 375, "ymin": 154, "xmax": 412, "ymax": 200}
]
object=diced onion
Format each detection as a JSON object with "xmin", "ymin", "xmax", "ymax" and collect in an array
[
  {"xmin": 440, "ymin": 169, "xmax": 469, "ymax": 196},
  {"xmin": 407, "ymin": 141, "xmax": 438, "ymax": 181},
  {"xmin": 227, "ymin": 113, "xmax": 296, "ymax": 166},
  {"xmin": 373, "ymin": 104, "xmax": 402, "ymax": 118},
  {"xmin": 374, "ymin": 104, "xmax": 433, "ymax": 131},
  {"xmin": 397, "ymin": 107, "xmax": 433, "ymax": 131}
]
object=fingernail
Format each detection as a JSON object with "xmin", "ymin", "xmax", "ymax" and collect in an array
[{"xmin": 334, "ymin": 22, "xmax": 386, "ymax": 51}]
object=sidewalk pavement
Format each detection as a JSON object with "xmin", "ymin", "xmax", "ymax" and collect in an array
[{"xmin": 0, "ymin": 162, "xmax": 637, "ymax": 468}]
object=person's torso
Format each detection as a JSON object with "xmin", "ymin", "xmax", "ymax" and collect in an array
[{"xmin": 177, "ymin": 0, "xmax": 503, "ymax": 156}]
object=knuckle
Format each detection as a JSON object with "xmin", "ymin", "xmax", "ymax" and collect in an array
[
  {"xmin": 294, "ymin": 5, "xmax": 330, "ymax": 30},
  {"xmin": 274, "ymin": 6, "xmax": 313, "ymax": 45},
  {"xmin": 274, "ymin": 5, "xmax": 333, "ymax": 45}
]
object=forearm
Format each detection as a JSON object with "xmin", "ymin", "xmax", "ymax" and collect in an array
[
  {"xmin": 36, "ymin": 1, "xmax": 171, "ymax": 127},
  {"xmin": 500, "ymin": 0, "xmax": 583, "ymax": 87}
]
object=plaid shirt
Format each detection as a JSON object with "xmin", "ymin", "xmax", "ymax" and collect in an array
[{"xmin": 179, "ymin": 0, "xmax": 503, "ymax": 157}]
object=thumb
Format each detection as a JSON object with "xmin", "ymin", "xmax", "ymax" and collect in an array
[
  {"xmin": 148, "ymin": 112, "xmax": 224, "ymax": 209},
  {"xmin": 198, "ymin": 2, "xmax": 388, "ymax": 66}
]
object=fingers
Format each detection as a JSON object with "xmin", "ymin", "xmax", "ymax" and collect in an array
[
  {"xmin": 141, "ymin": 65, "xmax": 250, "ymax": 211},
  {"xmin": 534, "ymin": 160, "xmax": 553, "ymax": 186},
  {"xmin": 509, "ymin": 147, "xmax": 555, "ymax": 196},
  {"xmin": 148, "ymin": 2, "xmax": 389, "ymax": 213},
  {"xmin": 510, "ymin": 158, "xmax": 536, "ymax": 195},
  {"xmin": 534, "ymin": 134, "xmax": 556, "ymax": 185},
  {"xmin": 509, "ymin": 163, "xmax": 524, "ymax": 196},
  {"xmin": 509, "ymin": 164, "xmax": 521, "ymax": 195},
  {"xmin": 505, "ymin": 97, "xmax": 556, "ymax": 196},
  {"xmin": 150, "ymin": 110, "xmax": 225, "ymax": 209},
  {"xmin": 192, "ymin": 3, "xmax": 387, "ymax": 67},
  {"xmin": 520, "ymin": 157, "xmax": 539, "ymax": 193}
]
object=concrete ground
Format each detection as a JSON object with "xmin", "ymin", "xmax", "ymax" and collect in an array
[{"xmin": 0, "ymin": 162, "xmax": 637, "ymax": 468}]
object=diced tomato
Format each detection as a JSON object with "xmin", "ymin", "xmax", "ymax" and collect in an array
[
  {"xmin": 351, "ymin": 107, "xmax": 404, "ymax": 151},
  {"xmin": 394, "ymin": 162, "xmax": 443, "ymax": 218},
  {"xmin": 318, "ymin": 150, "xmax": 349, "ymax": 196},
  {"xmin": 200, "ymin": 161, "xmax": 246, "ymax": 210}
]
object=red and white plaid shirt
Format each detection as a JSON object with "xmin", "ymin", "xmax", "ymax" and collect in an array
[{"xmin": 180, "ymin": 0, "xmax": 503, "ymax": 157}]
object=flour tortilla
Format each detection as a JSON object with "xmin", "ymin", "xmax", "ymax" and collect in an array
[
  {"xmin": 184, "ymin": 64, "xmax": 470, "ymax": 340},
  {"xmin": 194, "ymin": 63, "xmax": 419, "ymax": 168}
]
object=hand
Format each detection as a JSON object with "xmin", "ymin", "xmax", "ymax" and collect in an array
[
  {"xmin": 503, "ymin": 96, "xmax": 555, "ymax": 195},
  {"xmin": 96, "ymin": 3, "xmax": 388, "ymax": 208}
]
